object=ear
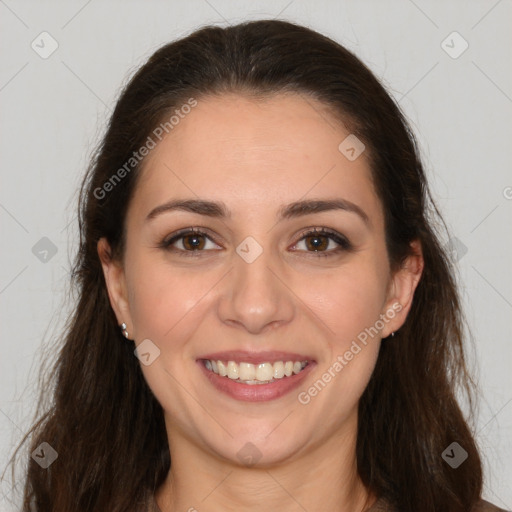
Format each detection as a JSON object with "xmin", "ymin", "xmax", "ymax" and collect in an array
[
  {"xmin": 97, "ymin": 237, "xmax": 133, "ymax": 334},
  {"xmin": 380, "ymin": 240, "xmax": 424, "ymax": 338}
]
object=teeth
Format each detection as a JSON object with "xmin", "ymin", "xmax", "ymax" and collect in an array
[
  {"xmin": 204, "ymin": 359, "xmax": 308, "ymax": 384},
  {"xmin": 217, "ymin": 361, "xmax": 227, "ymax": 377},
  {"xmin": 239, "ymin": 362, "xmax": 256, "ymax": 381},
  {"xmin": 227, "ymin": 361, "xmax": 239, "ymax": 380},
  {"xmin": 273, "ymin": 361, "xmax": 285, "ymax": 379},
  {"xmin": 256, "ymin": 362, "xmax": 273, "ymax": 381}
]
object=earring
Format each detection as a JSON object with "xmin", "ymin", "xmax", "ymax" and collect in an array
[
  {"xmin": 120, "ymin": 322, "xmax": 130, "ymax": 339},
  {"xmin": 390, "ymin": 332, "xmax": 395, "ymax": 338}
]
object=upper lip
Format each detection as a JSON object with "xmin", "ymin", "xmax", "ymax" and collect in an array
[{"xmin": 198, "ymin": 350, "xmax": 315, "ymax": 364}]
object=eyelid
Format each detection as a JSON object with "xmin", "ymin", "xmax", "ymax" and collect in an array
[
  {"xmin": 290, "ymin": 227, "xmax": 352, "ymax": 254},
  {"xmin": 159, "ymin": 226, "xmax": 352, "ymax": 256},
  {"xmin": 161, "ymin": 227, "xmax": 222, "ymax": 251}
]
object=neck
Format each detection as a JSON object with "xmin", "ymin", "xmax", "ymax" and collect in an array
[{"xmin": 155, "ymin": 415, "xmax": 375, "ymax": 512}]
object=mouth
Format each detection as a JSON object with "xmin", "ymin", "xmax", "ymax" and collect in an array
[
  {"xmin": 197, "ymin": 351, "xmax": 316, "ymax": 402},
  {"xmin": 200, "ymin": 358, "xmax": 309, "ymax": 384}
]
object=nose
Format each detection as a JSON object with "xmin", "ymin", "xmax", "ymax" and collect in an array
[{"xmin": 216, "ymin": 248, "xmax": 295, "ymax": 335}]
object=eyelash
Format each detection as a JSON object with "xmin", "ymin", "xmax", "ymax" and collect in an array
[{"xmin": 159, "ymin": 227, "xmax": 352, "ymax": 258}]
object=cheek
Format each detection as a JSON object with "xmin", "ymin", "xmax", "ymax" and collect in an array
[
  {"xmin": 124, "ymin": 256, "xmax": 216, "ymax": 419},
  {"xmin": 293, "ymin": 262, "xmax": 386, "ymax": 429},
  {"xmin": 307, "ymin": 274, "xmax": 385, "ymax": 393},
  {"xmin": 303, "ymin": 262, "xmax": 388, "ymax": 346},
  {"xmin": 125, "ymin": 254, "xmax": 222, "ymax": 349}
]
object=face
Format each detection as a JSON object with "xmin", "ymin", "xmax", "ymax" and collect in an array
[{"xmin": 99, "ymin": 92, "xmax": 422, "ymax": 467}]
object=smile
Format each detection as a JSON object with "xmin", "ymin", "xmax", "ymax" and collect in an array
[{"xmin": 202, "ymin": 359, "xmax": 309, "ymax": 384}]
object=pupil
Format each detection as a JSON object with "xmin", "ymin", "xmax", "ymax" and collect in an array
[
  {"xmin": 308, "ymin": 236, "xmax": 326, "ymax": 251},
  {"xmin": 185, "ymin": 235, "xmax": 203, "ymax": 250}
]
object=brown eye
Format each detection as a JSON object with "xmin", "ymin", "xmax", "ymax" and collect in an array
[
  {"xmin": 293, "ymin": 228, "xmax": 352, "ymax": 257},
  {"xmin": 181, "ymin": 233, "xmax": 207, "ymax": 251},
  {"xmin": 303, "ymin": 234, "xmax": 330, "ymax": 252},
  {"xmin": 161, "ymin": 228, "xmax": 221, "ymax": 255}
]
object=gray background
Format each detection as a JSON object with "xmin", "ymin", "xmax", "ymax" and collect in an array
[{"xmin": 1, "ymin": 0, "xmax": 511, "ymax": 509}]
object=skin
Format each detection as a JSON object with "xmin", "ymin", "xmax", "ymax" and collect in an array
[{"xmin": 98, "ymin": 92, "xmax": 423, "ymax": 512}]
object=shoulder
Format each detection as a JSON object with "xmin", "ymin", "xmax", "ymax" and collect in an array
[
  {"xmin": 366, "ymin": 498, "xmax": 391, "ymax": 511},
  {"xmin": 473, "ymin": 499, "xmax": 510, "ymax": 512},
  {"xmin": 367, "ymin": 498, "xmax": 510, "ymax": 512}
]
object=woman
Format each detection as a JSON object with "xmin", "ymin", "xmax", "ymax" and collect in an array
[{"xmin": 12, "ymin": 19, "xmax": 508, "ymax": 512}]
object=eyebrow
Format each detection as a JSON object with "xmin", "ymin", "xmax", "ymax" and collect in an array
[{"xmin": 146, "ymin": 198, "xmax": 370, "ymax": 225}]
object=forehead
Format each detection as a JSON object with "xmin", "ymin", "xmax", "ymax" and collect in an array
[{"xmin": 130, "ymin": 92, "xmax": 382, "ymax": 225}]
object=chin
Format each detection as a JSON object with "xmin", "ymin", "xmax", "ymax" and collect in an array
[{"xmin": 203, "ymin": 426, "xmax": 310, "ymax": 469}]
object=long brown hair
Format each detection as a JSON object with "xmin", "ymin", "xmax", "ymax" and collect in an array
[{"xmin": 8, "ymin": 19, "xmax": 482, "ymax": 511}]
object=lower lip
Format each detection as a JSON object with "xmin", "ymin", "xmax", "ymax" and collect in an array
[{"xmin": 197, "ymin": 360, "xmax": 316, "ymax": 402}]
